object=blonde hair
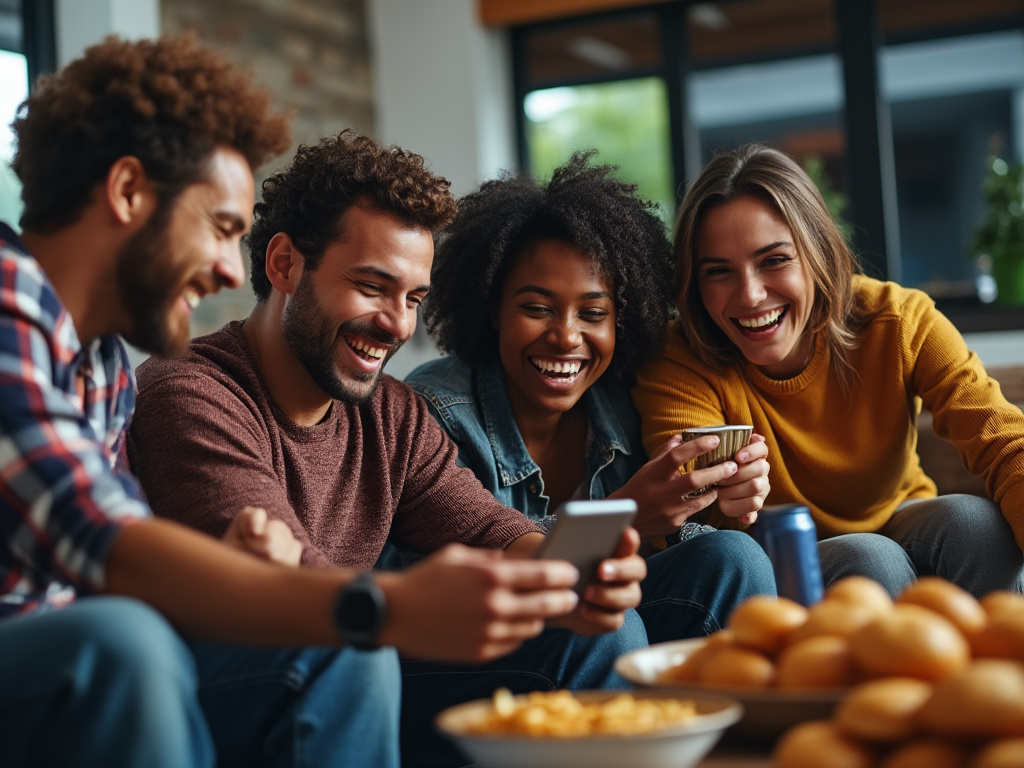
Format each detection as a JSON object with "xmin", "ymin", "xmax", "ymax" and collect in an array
[{"xmin": 673, "ymin": 144, "xmax": 863, "ymax": 390}]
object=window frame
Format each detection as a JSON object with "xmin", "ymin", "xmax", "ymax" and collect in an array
[{"xmin": 509, "ymin": 0, "xmax": 1024, "ymax": 331}]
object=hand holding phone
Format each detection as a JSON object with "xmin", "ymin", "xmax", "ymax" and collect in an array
[{"xmin": 534, "ymin": 499, "xmax": 638, "ymax": 595}]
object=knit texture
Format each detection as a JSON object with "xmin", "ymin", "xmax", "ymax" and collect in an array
[
  {"xmin": 127, "ymin": 321, "xmax": 540, "ymax": 569},
  {"xmin": 632, "ymin": 276, "xmax": 1024, "ymax": 549}
]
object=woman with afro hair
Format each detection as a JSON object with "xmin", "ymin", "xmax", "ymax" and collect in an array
[{"xmin": 406, "ymin": 152, "xmax": 777, "ymax": 644}]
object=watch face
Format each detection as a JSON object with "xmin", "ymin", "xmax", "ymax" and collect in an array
[
  {"xmin": 343, "ymin": 588, "xmax": 378, "ymax": 632},
  {"xmin": 335, "ymin": 574, "xmax": 386, "ymax": 650}
]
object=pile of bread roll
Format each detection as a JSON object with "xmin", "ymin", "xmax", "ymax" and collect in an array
[
  {"xmin": 660, "ymin": 575, "xmax": 900, "ymax": 690},
  {"xmin": 659, "ymin": 575, "xmax": 1024, "ymax": 765}
]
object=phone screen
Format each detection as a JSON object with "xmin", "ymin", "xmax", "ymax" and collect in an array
[{"xmin": 535, "ymin": 499, "xmax": 637, "ymax": 595}]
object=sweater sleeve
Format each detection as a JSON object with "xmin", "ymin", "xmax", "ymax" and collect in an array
[
  {"xmin": 383, "ymin": 387, "xmax": 542, "ymax": 552},
  {"xmin": 126, "ymin": 368, "xmax": 332, "ymax": 568},
  {"xmin": 906, "ymin": 294, "xmax": 1024, "ymax": 550}
]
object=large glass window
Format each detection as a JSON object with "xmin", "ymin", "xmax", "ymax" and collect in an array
[
  {"xmin": 0, "ymin": 0, "xmax": 27, "ymax": 225},
  {"xmin": 525, "ymin": 78, "xmax": 674, "ymax": 216},
  {"xmin": 515, "ymin": 10, "xmax": 675, "ymax": 216},
  {"xmin": 512, "ymin": 0, "xmax": 1024, "ymax": 329}
]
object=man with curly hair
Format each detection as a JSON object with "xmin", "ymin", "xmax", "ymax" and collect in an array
[
  {"xmin": 406, "ymin": 151, "xmax": 775, "ymax": 643},
  {"xmin": 126, "ymin": 130, "xmax": 651, "ymax": 768},
  {"xmin": 0, "ymin": 37, "xmax": 585, "ymax": 768}
]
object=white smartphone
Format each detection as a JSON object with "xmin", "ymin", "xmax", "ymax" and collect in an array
[{"xmin": 534, "ymin": 499, "xmax": 638, "ymax": 595}]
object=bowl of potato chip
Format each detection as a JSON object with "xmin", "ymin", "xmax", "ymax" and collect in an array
[{"xmin": 435, "ymin": 688, "xmax": 742, "ymax": 768}]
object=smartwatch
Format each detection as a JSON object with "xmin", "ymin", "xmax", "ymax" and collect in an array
[{"xmin": 333, "ymin": 572, "xmax": 388, "ymax": 650}]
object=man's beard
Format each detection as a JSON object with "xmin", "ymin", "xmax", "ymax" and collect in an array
[
  {"xmin": 115, "ymin": 206, "xmax": 185, "ymax": 356},
  {"xmin": 281, "ymin": 272, "xmax": 403, "ymax": 405}
]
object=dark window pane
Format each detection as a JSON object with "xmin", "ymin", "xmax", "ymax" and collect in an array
[
  {"xmin": 688, "ymin": 0, "xmax": 835, "ymax": 67},
  {"xmin": 523, "ymin": 11, "xmax": 661, "ymax": 86},
  {"xmin": 883, "ymin": 31, "xmax": 1024, "ymax": 299}
]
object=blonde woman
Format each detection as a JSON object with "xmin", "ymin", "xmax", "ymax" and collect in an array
[{"xmin": 633, "ymin": 144, "xmax": 1024, "ymax": 598}]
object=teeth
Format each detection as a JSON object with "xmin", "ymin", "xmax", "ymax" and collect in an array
[
  {"xmin": 350, "ymin": 339, "xmax": 387, "ymax": 359},
  {"xmin": 738, "ymin": 308, "xmax": 783, "ymax": 329},
  {"xmin": 183, "ymin": 288, "xmax": 200, "ymax": 309},
  {"xmin": 531, "ymin": 358, "xmax": 582, "ymax": 375}
]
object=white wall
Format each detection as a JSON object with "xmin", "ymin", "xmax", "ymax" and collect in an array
[
  {"xmin": 55, "ymin": 0, "xmax": 159, "ymax": 66},
  {"xmin": 367, "ymin": 0, "xmax": 516, "ymax": 196},
  {"xmin": 367, "ymin": 0, "xmax": 520, "ymax": 378}
]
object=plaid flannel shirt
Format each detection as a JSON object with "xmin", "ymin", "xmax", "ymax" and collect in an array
[{"xmin": 0, "ymin": 222, "xmax": 149, "ymax": 618}]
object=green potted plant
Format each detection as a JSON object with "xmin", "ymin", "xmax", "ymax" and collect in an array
[{"xmin": 970, "ymin": 155, "xmax": 1024, "ymax": 306}]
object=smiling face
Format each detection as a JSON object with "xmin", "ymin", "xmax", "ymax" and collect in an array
[
  {"xmin": 280, "ymin": 205, "xmax": 433, "ymax": 404},
  {"xmin": 494, "ymin": 239, "xmax": 616, "ymax": 423},
  {"xmin": 695, "ymin": 194, "xmax": 816, "ymax": 379},
  {"xmin": 117, "ymin": 146, "xmax": 252, "ymax": 356}
]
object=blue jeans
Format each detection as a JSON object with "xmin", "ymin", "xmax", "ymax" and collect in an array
[
  {"xmin": 638, "ymin": 529, "xmax": 778, "ymax": 644},
  {"xmin": 190, "ymin": 639, "xmax": 401, "ymax": 768},
  {"xmin": 0, "ymin": 596, "xmax": 402, "ymax": 768},
  {"xmin": 0, "ymin": 597, "xmax": 212, "ymax": 768},
  {"xmin": 400, "ymin": 610, "xmax": 648, "ymax": 768},
  {"xmin": 818, "ymin": 494, "xmax": 1024, "ymax": 599}
]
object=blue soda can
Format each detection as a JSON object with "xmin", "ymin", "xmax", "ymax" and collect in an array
[{"xmin": 751, "ymin": 504, "xmax": 824, "ymax": 606}]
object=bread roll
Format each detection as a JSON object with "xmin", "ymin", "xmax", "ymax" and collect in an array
[
  {"xmin": 917, "ymin": 659, "xmax": 1024, "ymax": 739},
  {"xmin": 970, "ymin": 738, "xmax": 1024, "ymax": 768},
  {"xmin": 728, "ymin": 596, "xmax": 809, "ymax": 655},
  {"xmin": 772, "ymin": 721, "xmax": 876, "ymax": 768},
  {"xmin": 849, "ymin": 604, "xmax": 970, "ymax": 680},
  {"xmin": 834, "ymin": 677, "xmax": 933, "ymax": 742},
  {"xmin": 980, "ymin": 591, "xmax": 1024, "ymax": 621},
  {"xmin": 972, "ymin": 612, "xmax": 1024, "ymax": 663},
  {"xmin": 657, "ymin": 631, "xmax": 734, "ymax": 683},
  {"xmin": 697, "ymin": 644, "xmax": 774, "ymax": 688},
  {"xmin": 825, "ymin": 576, "xmax": 894, "ymax": 617},
  {"xmin": 898, "ymin": 577, "xmax": 986, "ymax": 637},
  {"xmin": 776, "ymin": 636, "xmax": 860, "ymax": 689},
  {"xmin": 788, "ymin": 600, "xmax": 878, "ymax": 645},
  {"xmin": 878, "ymin": 738, "xmax": 970, "ymax": 768}
]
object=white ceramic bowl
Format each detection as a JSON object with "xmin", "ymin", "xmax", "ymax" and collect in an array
[
  {"xmin": 615, "ymin": 638, "xmax": 847, "ymax": 743},
  {"xmin": 435, "ymin": 689, "xmax": 743, "ymax": 768}
]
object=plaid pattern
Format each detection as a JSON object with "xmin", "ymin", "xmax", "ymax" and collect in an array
[{"xmin": 0, "ymin": 222, "xmax": 148, "ymax": 618}]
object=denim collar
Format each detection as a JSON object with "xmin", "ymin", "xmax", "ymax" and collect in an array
[{"xmin": 474, "ymin": 356, "xmax": 634, "ymax": 490}]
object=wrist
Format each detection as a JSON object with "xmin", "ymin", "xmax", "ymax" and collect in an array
[{"xmin": 332, "ymin": 572, "xmax": 388, "ymax": 650}]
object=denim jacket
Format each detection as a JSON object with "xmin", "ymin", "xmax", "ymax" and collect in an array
[{"xmin": 405, "ymin": 355, "xmax": 646, "ymax": 530}]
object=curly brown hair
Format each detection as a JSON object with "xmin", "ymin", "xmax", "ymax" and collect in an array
[
  {"xmin": 425, "ymin": 151, "xmax": 675, "ymax": 384},
  {"xmin": 12, "ymin": 33, "xmax": 292, "ymax": 232},
  {"xmin": 247, "ymin": 129, "xmax": 456, "ymax": 301}
]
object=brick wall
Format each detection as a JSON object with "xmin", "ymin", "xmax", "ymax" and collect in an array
[{"xmin": 159, "ymin": 0, "xmax": 374, "ymax": 339}]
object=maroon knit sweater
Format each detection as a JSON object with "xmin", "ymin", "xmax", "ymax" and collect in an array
[{"xmin": 127, "ymin": 321, "xmax": 541, "ymax": 568}]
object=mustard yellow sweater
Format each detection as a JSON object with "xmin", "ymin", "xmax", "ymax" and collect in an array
[{"xmin": 632, "ymin": 276, "xmax": 1024, "ymax": 551}]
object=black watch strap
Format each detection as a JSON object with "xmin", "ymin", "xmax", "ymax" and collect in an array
[{"xmin": 333, "ymin": 572, "xmax": 388, "ymax": 650}]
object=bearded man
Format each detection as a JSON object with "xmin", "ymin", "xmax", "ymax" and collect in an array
[
  {"xmin": 126, "ymin": 129, "xmax": 650, "ymax": 768},
  {"xmin": 0, "ymin": 37, "xmax": 589, "ymax": 768}
]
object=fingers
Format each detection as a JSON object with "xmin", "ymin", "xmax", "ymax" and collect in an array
[
  {"xmin": 733, "ymin": 437, "xmax": 768, "ymax": 465},
  {"xmin": 665, "ymin": 435, "xmax": 721, "ymax": 473},
  {"xmin": 240, "ymin": 506, "xmax": 268, "ymax": 536},
  {"xmin": 651, "ymin": 433, "xmax": 684, "ymax": 461}
]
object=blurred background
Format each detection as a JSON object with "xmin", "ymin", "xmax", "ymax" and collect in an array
[{"xmin": 1, "ymin": 0, "xmax": 1022, "ymax": 378}]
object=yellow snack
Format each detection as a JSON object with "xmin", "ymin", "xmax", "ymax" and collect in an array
[
  {"xmin": 878, "ymin": 737, "xmax": 970, "ymax": 768},
  {"xmin": 849, "ymin": 604, "xmax": 970, "ymax": 680},
  {"xmin": 728, "ymin": 595, "xmax": 809, "ymax": 655},
  {"xmin": 834, "ymin": 677, "xmax": 933, "ymax": 743},
  {"xmin": 897, "ymin": 577, "xmax": 986, "ymax": 637},
  {"xmin": 824, "ymin": 576, "xmax": 894, "ymax": 618},
  {"xmin": 466, "ymin": 689, "xmax": 697, "ymax": 737},
  {"xmin": 775, "ymin": 636, "xmax": 860, "ymax": 690},
  {"xmin": 772, "ymin": 720, "xmax": 876, "ymax": 768}
]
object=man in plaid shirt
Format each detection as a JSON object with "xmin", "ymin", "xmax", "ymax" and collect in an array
[{"xmin": 0, "ymin": 35, "xmax": 583, "ymax": 768}]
